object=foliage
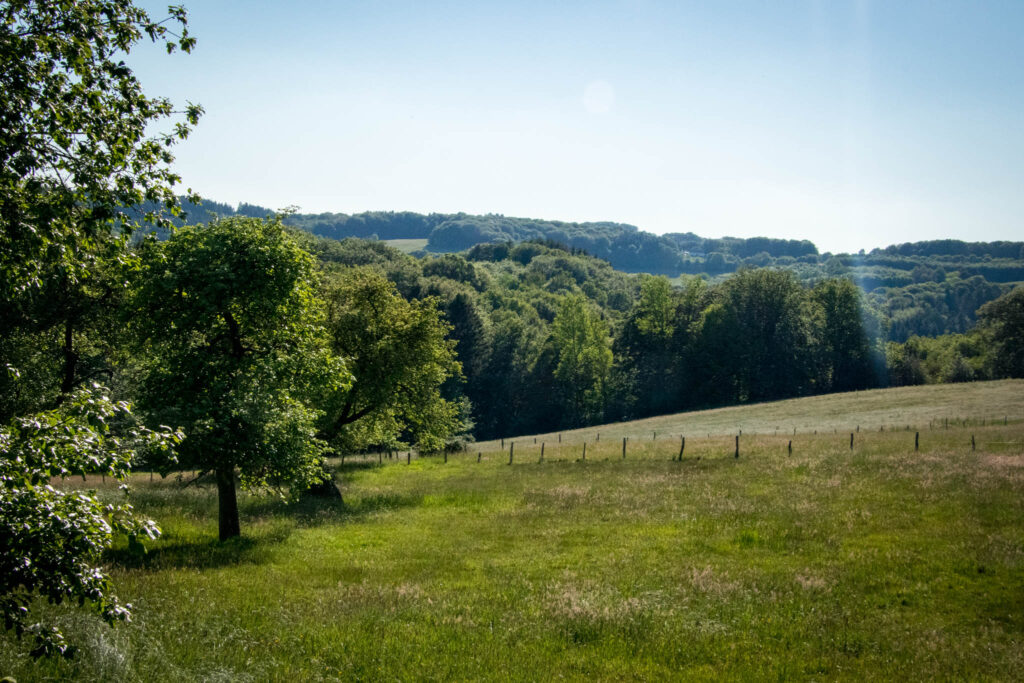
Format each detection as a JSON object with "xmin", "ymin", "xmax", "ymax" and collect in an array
[
  {"xmin": 0, "ymin": 386, "xmax": 180, "ymax": 658},
  {"xmin": 0, "ymin": 0, "xmax": 201, "ymax": 297},
  {"xmin": 131, "ymin": 217, "xmax": 349, "ymax": 539},
  {"xmin": 318, "ymin": 266, "xmax": 462, "ymax": 453},
  {"xmin": 977, "ymin": 286, "xmax": 1024, "ymax": 378},
  {"xmin": 551, "ymin": 295, "xmax": 613, "ymax": 426}
]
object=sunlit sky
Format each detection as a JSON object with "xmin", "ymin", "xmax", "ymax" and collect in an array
[{"xmin": 130, "ymin": 1, "xmax": 1024, "ymax": 254}]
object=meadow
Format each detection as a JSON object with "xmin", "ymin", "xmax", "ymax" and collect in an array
[{"xmin": 2, "ymin": 380, "xmax": 1023, "ymax": 680}]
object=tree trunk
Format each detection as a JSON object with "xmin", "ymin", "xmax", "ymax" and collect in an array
[{"xmin": 216, "ymin": 466, "xmax": 241, "ymax": 540}]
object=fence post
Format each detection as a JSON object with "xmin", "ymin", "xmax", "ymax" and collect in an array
[
  {"xmin": 582, "ymin": 442, "xmax": 586, "ymax": 461},
  {"xmin": 540, "ymin": 442, "xmax": 545, "ymax": 463},
  {"xmin": 509, "ymin": 442, "xmax": 514, "ymax": 465},
  {"xmin": 559, "ymin": 433, "xmax": 562, "ymax": 443},
  {"xmin": 850, "ymin": 433, "xmax": 854, "ymax": 451},
  {"xmin": 407, "ymin": 452, "xmax": 411, "ymax": 464},
  {"xmin": 501, "ymin": 438, "xmax": 504, "ymax": 449},
  {"xmin": 915, "ymin": 432, "xmax": 919, "ymax": 452},
  {"xmin": 622, "ymin": 437, "xmax": 627, "ymax": 459},
  {"xmin": 477, "ymin": 452, "xmax": 481, "ymax": 463},
  {"xmin": 679, "ymin": 436, "xmax": 685, "ymax": 461},
  {"xmin": 735, "ymin": 435, "xmax": 739, "ymax": 459},
  {"xmin": 971, "ymin": 434, "xmax": 976, "ymax": 451},
  {"xmin": 788, "ymin": 440, "xmax": 792, "ymax": 455}
]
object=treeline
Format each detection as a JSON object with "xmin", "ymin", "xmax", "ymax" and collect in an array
[
  {"xmin": 297, "ymin": 235, "xmax": 1023, "ymax": 440},
  {"xmin": 138, "ymin": 199, "xmax": 1023, "ymax": 343}
]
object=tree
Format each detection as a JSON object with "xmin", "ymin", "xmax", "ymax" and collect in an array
[
  {"xmin": 551, "ymin": 294, "xmax": 613, "ymax": 426},
  {"xmin": 0, "ymin": 0, "xmax": 200, "ymax": 657},
  {"xmin": 131, "ymin": 217, "xmax": 350, "ymax": 540},
  {"xmin": 318, "ymin": 266, "xmax": 462, "ymax": 453},
  {"xmin": 0, "ymin": 0, "xmax": 201, "ymax": 298},
  {"xmin": 0, "ymin": 386, "xmax": 180, "ymax": 657},
  {"xmin": 977, "ymin": 286, "xmax": 1024, "ymax": 378},
  {"xmin": 616, "ymin": 275, "xmax": 678, "ymax": 418},
  {"xmin": 693, "ymin": 269, "xmax": 816, "ymax": 403},
  {"xmin": 811, "ymin": 278, "xmax": 881, "ymax": 392}
]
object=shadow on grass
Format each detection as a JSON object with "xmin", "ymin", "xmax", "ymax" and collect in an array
[
  {"xmin": 108, "ymin": 490, "xmax": 424, "ymax": 571},
  {"xmin": 108, "ymin": 534, "xmax": 272, "ymax": 570}
]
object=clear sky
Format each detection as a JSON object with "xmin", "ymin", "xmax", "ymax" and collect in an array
[{"xmin": 129, "ymin": 1, "xmax": 1024, "ymax": 254}]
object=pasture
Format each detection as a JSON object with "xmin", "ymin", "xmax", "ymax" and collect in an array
[{"xmin": 2, "ymin": 381, "xmax": 1023, "ymax": 680}]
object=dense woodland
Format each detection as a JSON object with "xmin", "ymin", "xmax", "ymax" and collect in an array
[{"xmin": 292, "ymin": 232, "xmax": 1023, "ymax": 441}]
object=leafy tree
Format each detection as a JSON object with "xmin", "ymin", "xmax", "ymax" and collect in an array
[
  {"xmin": 694, "ymin": 269, "xmax": 816, "ymax": 403},
  {"xmin": 318, "ymin": 266, "xmax": 462, "ymax": 453},
  {"xmin": 0, "ymin": 0, "xmax": 200, "ymax": 657},
  {"xmin": 131, "ymin": 217, "xmax": 349, "ymax": 540},
  {"xmin": 811, "ymin": 278, "xmax": 880, "ymax": 392},
  {"xmin": 1, "ymin": 386, "xmax": 180, "ymax": 657},
  {"xmin": 977, "ymin": 286, "xmax": 1024, "ymax": 378},
  {"xmin": 551, "ymin": 294, "xmax": 613, "ymax": 426},
  {"xmin": 0, "ymin": 0, "xmax": 201, "ymax": 297},
  {"xmin": 616, "ymin": 275, "xmax": 678, "ymax": 418}
]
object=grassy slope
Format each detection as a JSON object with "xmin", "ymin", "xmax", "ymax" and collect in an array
[
  {"xmin": 383, "ymin": 238, "xmax": 428, "ymax": 253},
  {"xmin": 475, "ymin": 379, "xmax": 1024, "ymax": 449},
  {"xmin": 3, "ymin": 381, "xmax": 1023, "ymax": 680}
]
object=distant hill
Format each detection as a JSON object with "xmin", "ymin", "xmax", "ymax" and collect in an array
[{"xmin": 133, "ymin": 198, "xmax": 1023, "ymax": 342}]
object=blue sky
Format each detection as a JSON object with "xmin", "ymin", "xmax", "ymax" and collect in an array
[{"xmin": 131, "ymin": 1, "xmax": 1024, "ymax": 253}]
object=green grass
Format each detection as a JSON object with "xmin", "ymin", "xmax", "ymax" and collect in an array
[
  {"xmin": 383, "ymin": 238, "xmax": 428, "ymax": 253},
  {"xmin": 3, "ymin": 381, "xmax": 1023, "ymax": 680}
]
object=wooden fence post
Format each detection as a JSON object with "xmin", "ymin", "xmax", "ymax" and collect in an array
[
  {"xmin": 509, "ymin": 442, "xmax": 514, "ymax": 465},
  {"xmin": 788, "ymin": 440, "xmax": 792, "ymax": 455},
  {"xmin": 850, "ymin": 433, "xmax": 854, "ymax": 451},
  {"xmin": 477, "ymin": 452, "xmax": 481, "ymax": 463},
  {"xmin": 915, "ymin": 432, "xmax": 919, "ymax": 452},
  {"xmin": 622, "ymin": 437, "xmax": 627, "ymax": 459},
  {"xmin": 678, "ymin": 436, "xmax": 685, "ymax": 461},
  {"xmin": 582, "ymin": 442, "xmax": 587, "ymax": 461},
  {"xmin": 735, "ymin": 435, "xmax": 739, "ymax": 459},
  {"xmin": 971, "ymin": 435, "xmax": 976, "ymax": 451},
  {"xmin": 540, "ymin": 442, "xmax": 545, "ymax": 463}
]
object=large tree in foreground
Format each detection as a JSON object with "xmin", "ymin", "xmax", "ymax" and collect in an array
[
  {"xmin": 132, "ymin": 217, "xmax": 350, "ymax": 540},
  {"xmin": 0, "ymin": 0, "xmax": 200, "ymax": 657}
]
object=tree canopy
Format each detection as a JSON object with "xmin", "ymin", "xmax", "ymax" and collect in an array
[
  {"xmin": 318, "ymin": 266, "xmax": 462, "ymax": 454},
  {"xmin": 131, "ymin": 216, "xmax": 349, "ymax": 539}
]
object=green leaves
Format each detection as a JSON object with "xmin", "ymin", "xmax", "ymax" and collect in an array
[
  {"xmin": 131, "ymin": 217, "xmax": 351, "ymax": 536},
  {"xmin": 318, "ymin": 266, "xmax": 462, "ymax": 453},
  {"xmin": 0, "ymin": 386, "xmax": 180, "ymax": 658}
]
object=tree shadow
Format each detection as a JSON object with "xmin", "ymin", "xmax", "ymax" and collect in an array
[{"xmin": 107, "ymin": 533, "xmax": 274, "ymax": 571}]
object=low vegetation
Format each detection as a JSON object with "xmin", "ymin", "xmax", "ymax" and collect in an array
[{"xmin": 3, "ymin": 382, "xmax": 1022, "ymax": 679}]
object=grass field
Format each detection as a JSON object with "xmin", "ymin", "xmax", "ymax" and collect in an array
[
  {"xmin": 383, "ymin": 238, "xmax": 428, "ymax": 253},
  {"xmin": 3, "ymin": 381, "xmax": 1023, "ymax": 680}
]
